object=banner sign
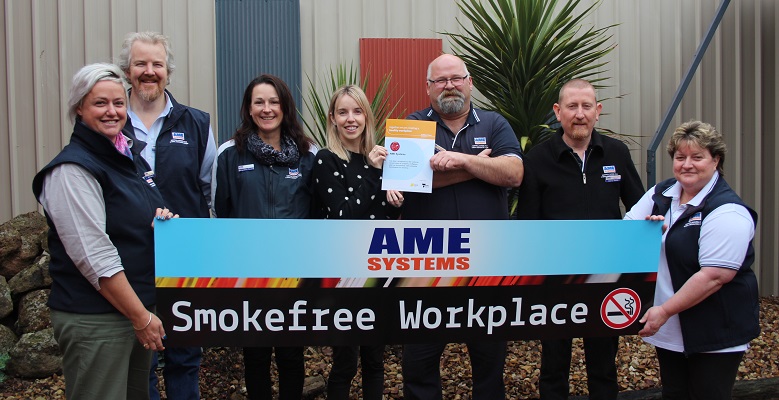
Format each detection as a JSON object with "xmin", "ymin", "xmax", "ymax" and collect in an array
[{"xmin": 155, "ymin": 219, "xmax": 660, "ymax": 347}]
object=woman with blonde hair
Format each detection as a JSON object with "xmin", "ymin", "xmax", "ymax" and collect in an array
[{"xmin": 313, "ymin": 85, "xmax": 402, "ymax": 399}]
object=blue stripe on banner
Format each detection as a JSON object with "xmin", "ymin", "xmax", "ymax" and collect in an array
[{"xmin": 155, "ymin": 219, "xmax": 661, "ymax": 278}]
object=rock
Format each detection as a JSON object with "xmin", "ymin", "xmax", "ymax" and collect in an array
[
  {"xmin": 732, "ymin": 377, "xmax": 779, "ymax": 400},
  {"xmin": 0, "ymin": 324, "xmax": 18, "ymax": 354},
  {"xmin": 0, "ymin": 212, "xmax": 48, "ymax": 279},
  {"xmin": 6, "ymin": 327, "xmax": 61, "ymax": 378},
  {"xmin": 302, "ymin": 375, "xmax": 326, "ymax": 399},
  {"xmin": 40, "ymin": 229, "xmax": 49, "ymax": 254},
  {"xmin": 604, "ymin": 376, "xmax": 779, "ymax": 399},
  {"xmin": 15, "ymin": 289, "xmax": 51, "ymax": 334},
  {"xmin": 0, "ymin": 276, "xmax": 12, "ymax": 319},
  {"xmin": 8, "ymin": 253, "xmax": 52, "ymax": 299},
  {"xmin": 0, "ymin": 228, "xmax": 21, "ymax": 259}
]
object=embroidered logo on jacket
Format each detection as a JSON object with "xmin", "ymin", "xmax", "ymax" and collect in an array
[
  {"xmin": 684, "ymin": 212, "xmax": 703, "ymax": 227},
  {"xmin": 472, "ymin": 136, "xmax": 488, "ymax": 149},
  {"xmin": 286, "ymin": 168, "xmax": 302, "ymax": 179},
  {"xmin": 170, "ymin": 131, "xmax": 189, "ymax": 145},
  {"xmin": 601, "ymin": 165, "xmax": 621, "ymax": 182},
  {"xmin": 142, "ymin": 171, "xmax": 157, "ymax": 188},
  {"xmin": 238, "ymin": 164, "xmax": 255, "ymax": 172}
]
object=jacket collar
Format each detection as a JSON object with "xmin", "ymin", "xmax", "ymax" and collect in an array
[
  {"xmin": 160, "ymin": 89, "xmax": 185, "ymax": 132},
  {"xmin": 126, "ymin": 88, "xmax": 182, "ymax": 132},
  {"xmin": 121, "ymin": 122, "xmax": 146, "ymax": 156},
  {"xmin": 425, "ymin": 104, "xmax": 480, "ymax": 133},
  {"xmin": 652, "ymin": 173, "xmax": 721, "ymax": 219},
  {"xmin": 72, "ymin": 121, "xmax": 136, "ymax": 162},
  {"xmin": 550, "ymin": 127, "xmax": 604, "ymax": 160}
]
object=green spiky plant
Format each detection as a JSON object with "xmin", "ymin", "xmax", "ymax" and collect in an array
[
  {"xmin": 443, "ymin": 0, "xmax": 617, "ymax": 215},
  {"xmin": 300, "ymin": 64, "xmax": 403, "ymax": 148}
]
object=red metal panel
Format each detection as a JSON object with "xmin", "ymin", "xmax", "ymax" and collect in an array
[{"xmin": 359, "ymin": 38, "xmax": 443, "ymax": 118}]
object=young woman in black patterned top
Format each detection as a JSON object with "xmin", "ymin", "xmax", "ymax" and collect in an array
[{"xmin": 312, "ymin": 85, "xmax": 402, "ymax": 399}]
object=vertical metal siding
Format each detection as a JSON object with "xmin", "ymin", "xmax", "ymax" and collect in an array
[
  {"xmin": 215, "ymin": 0, "xmax": 301, "ymax": 144},
  {"xmin": 359, "ymin": 38, "xmax": 442, "ymax": 118},
  {"xmin": 0, "ymin": 1, "xmax": 9, "ymax": 220},
  {"xmin": 5, "ymin": 1, "xmax": 37, "ymax": 220},
  {"xmin": 764, "ymin": 1, "xmax": 779, "ymax": 296},
  {"xmin": 300, "ymin": 0, "xmax": 473, "ymax": 121},
  {"xmin": 0, "ymin": 0, "xmax": 217, "ymax": 226}
]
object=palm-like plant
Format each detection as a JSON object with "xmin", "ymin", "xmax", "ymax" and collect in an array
[
  {"xmin": 445, "ymin": 0, "xmax": 616, "ymax": 152},
  {"xmin": 300, "ymin": 64, "xmax": 403, "ymax": 148}
]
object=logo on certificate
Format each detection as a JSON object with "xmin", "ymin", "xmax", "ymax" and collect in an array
[{"xmin": 390, "ymin": 142, "xmax": 400, "ymax": 151}]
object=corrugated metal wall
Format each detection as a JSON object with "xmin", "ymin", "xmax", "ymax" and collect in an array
[
  {"xmin": 0, "ymin": 0, "xmax": 217, "ymax": 223},
  {"xmin": 2, "ymin": 0, "xmax": 778, "ymax": 294},
  {"xmin": 359, "ymin": 38, "xmax": 442, "ymax": 119},
  {"xmin": 299, "ymin": 0, "xmax": 779, "ymax": 296},
  {"xmin": 589, "ymin": 0, "xmax": 779, "ymax": 296},
  {"xmin": 215, "ymin": 0, "xmax": 301, "ymax": 144},
  {"xmin": 300, "ymin": 0, "xmax": 473, "ymax": 97}
]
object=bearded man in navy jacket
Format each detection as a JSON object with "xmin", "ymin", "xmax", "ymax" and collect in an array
[{"xmin": 119, "ymin": 31, "xmax": 217, "ymax": 400}]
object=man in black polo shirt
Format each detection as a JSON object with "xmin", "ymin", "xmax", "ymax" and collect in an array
[
  {"xmin": 516, "ymin": 79, "xmax": 644, "ymax": 400},
  {"xmin": 401, "ymin": 54, "xmax": 524, "ymax": 400}
]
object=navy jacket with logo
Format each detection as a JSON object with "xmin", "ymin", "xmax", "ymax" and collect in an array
[
  {"xmin": 131, "ymin": 90, "xmax": 211, "ymax": 218},
  {"xmin": 32, "ymin": 122, "xmax": 163, "ymax": 313},
  {"xmin": 212, "ymin": 139, "xmax": 316, "ymax": 219},
  {"xmin": 652, "ymin": 176, "xmax": 759, "ymax": 354}
]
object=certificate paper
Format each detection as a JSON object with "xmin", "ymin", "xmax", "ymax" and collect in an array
[{"xmin": 381, "ymin": 119, "xmax": 436, "ymax": 193}]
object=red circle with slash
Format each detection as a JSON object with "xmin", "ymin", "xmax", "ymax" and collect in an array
[{"xmin": 601, "ymin": 288, "xmax": 641, "ymax": 329}]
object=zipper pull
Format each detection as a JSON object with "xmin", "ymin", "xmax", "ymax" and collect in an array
[{"xmin": 581, "ymin": 148, "xmax": 591, "ymax": 184}]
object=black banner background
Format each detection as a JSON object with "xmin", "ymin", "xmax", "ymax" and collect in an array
[{"xmin": 158, "ymin": 279, "xmax": 655, "ymax": 347}]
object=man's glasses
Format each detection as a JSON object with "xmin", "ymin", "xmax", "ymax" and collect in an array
[{"xmin": 427, "ymin": 75, "xmax": 469, "ymax": 89}]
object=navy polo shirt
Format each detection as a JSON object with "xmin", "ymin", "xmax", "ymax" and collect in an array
[{"xmin": 402, "ymin": 106, "xmax": 522, "ymax": 220}]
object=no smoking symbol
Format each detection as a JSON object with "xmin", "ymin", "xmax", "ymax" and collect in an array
[{"xmin": 600, "ymin": 288, "xmax": 641, "ymax": 329}]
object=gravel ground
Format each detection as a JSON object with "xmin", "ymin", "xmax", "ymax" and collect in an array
[{"xmin": 1, "ymin": 296, "xmax": 777, "ymax": 399}]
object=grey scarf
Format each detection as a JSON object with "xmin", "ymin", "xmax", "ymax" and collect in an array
[{"xmin": 246, "ymin": 134, "xmax": 300, "ymax": 166}]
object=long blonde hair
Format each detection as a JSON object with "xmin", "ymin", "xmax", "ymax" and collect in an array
[{"xmin": 326, "ymin": 85, "xmax": 376, "ymax": 161}]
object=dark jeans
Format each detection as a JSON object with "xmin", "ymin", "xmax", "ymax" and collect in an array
[
  {"xmin": 540, "ymin": 337, "xmax": 619, "ymax": 400},
  {"xmin": 327, "ymin": 345, "xmax": 385, "ymax": 400},
  {"xmin": 402, "ymin": 341, "xmax": 506, "ymax": 400},
  {"xmin": 243, "ymin": 346, "xmax": 304, "ymax": 400},
  {"xmin": 149, "ymin": 346, "xmax": 202, "ymax": 400},
  {"xmin": 655, "ymin": 347, "xmax": 744, "ymax": 400}
]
